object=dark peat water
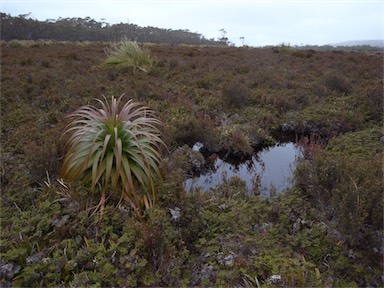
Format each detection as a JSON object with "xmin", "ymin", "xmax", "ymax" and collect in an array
[{"xmin": 184, "ymin": 141, "xmax": 302, "ymax": 197}]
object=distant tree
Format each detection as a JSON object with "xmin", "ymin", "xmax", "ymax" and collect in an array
[
  {"xmin": 218, "ymin": 28, "xmax": 228, "ymax": 45},
  {"xmin": 240, "ymin": 36, "xmax": 245, "ymax": 46},
  {"xmin": 0, "ymin": 13, "xmax": 223, "ymax": 45}
]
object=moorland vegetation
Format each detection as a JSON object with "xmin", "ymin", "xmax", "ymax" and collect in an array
[{"xmin": 0, "ymin": 39, "xmax": 383, "ymax": 287}]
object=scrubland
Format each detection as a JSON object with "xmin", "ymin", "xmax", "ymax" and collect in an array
[{"xmin": 1, "ymin": 41, "xmax": 383, "ymax": 287}]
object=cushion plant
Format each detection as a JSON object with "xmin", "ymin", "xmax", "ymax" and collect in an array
[{"xmin": 60, "ymin": 95, "xmax": 165, "ymax": 220}]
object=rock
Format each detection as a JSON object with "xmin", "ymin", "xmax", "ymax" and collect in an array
[
  {"xmin": 0, "ymin": 263, "xmax": 21, "ymax": 280},
  {"xmin": 169, "ymin": 207, "xmax": 181, "ymax": 221},
  {"xmin": 223, "ymin": 254, "xmax": 234, "ymax": 267},
  {"xmin": 292, "ymin": 218, "xmax": 302, "ymax": 233},
  {"xmin": 169, "ymin": 145, "xmax": 206, "ymax": 174},
  {"xmin": 26, "ymin": 252, "xmax": 45, "ymax": 264},
  {"xmin": 200, "ymin": 263, "xmax": 214, "ymax": 281},
  {"xmin": 192, "ymin": 142, "xmax": 204, "ymax": 151},
  {"xmin": 268, "ymin": 274, "xmax": 283, "ymax": 285},
  {"xmin": 218, "ymin": 203, "xmax": 229, "ymax": 210},
  {"xmin": 217, "ymin": 252, "xmax": 235, "ymax": 267}
]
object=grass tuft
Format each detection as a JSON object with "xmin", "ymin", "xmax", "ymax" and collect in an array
[{"xmin": 101, "ymin": 39, "xmax": 154, "ymax": 74}]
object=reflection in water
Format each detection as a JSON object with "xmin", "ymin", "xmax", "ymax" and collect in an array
[{"xmin": 184, "ymin": 142, "xmax": 302, "ymax": 197}]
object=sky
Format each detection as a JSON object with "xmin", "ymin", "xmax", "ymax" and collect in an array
[{"xmin": 1, "ymin": 0, "xmax": 383, "ymax": 47}]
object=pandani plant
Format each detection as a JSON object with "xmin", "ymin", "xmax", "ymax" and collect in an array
[{"xmin": 60, "ymin": 94, "xmax": 166, "ymax": 222}]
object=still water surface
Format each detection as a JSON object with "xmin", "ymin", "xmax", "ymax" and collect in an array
[{"xmin": 184, "ymin": 142, "xmax": 302, "ymax": 197}]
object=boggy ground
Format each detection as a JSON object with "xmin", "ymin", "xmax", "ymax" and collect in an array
[{"xmin": 0, "ymin": 41, "xmax": 383, "ymax": 287}]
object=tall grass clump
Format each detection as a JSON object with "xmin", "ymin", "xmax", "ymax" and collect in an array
[
  {"xmin": 101, "ymin": 39, "xmax": 154, "ymax": 74},
  {"xmin": 60, "ymin": 95, "xmax": 165, "ymax": 220}
]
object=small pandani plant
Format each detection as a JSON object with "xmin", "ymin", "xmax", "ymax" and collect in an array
[{"xmin": 60, "ymin": 94, "xmax": 165, "ymax": 221}]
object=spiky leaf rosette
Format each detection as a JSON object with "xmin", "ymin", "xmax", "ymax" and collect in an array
[{"xmin": 61, "ymin": 95, "xmax": 165, "ymax": 213}]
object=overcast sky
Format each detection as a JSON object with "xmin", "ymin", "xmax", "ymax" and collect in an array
[{"xmin": 1, "ymin": 0, "xmax": 382, "ymax": 46}]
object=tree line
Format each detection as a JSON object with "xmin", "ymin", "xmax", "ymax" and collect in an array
[{"xmin": 0, "ymin": 13, "xmax": 223, "ymax": 45}]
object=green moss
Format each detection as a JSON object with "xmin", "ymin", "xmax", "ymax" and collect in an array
[
  {"xmin": 284, "ymin": 95, "xmax": 367, "ymax": 135},
  {"xmin": 326, "ymin": 127, "xmax": 383, "ymax": 157}
]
